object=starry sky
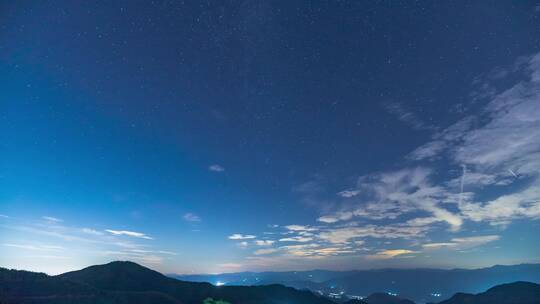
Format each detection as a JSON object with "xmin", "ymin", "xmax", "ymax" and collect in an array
[{"xmin": 1, "ymin": 1, "xmax": 540, "ymax": 275}]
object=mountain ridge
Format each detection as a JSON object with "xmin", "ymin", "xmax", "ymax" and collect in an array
[
  {"xmin": 172, "ymin": 263, "xmax": 540, "ymax": 302},
  {"xmin": 172, "ymin": 263, "xmax": 540, "ymax": 277},
  {"xmin": 2, "ymin": 261, "xmax": 539, "ymax": 304},
  {"xmin": 0, "ymin": 261, "xmax": 335, "ymax": 304},
  {"xmin": 437, "ymin": 281, "xmax": 540, "ymax": 304}
]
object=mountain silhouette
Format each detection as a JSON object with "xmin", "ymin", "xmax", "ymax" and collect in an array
[
  {"xmin": 173, "ymin": 263, "xmax": 540, "ymax": 302},
  {"xmin": 2, "ymin": 262, "xmax": 539, "ymax": 304},
  {"xmin": 437, "ymin": 281, "xmax": 540, "ymax": 304},
  {"xmin": 0, "ymin": 261, "xmax": 335, "ymax": 304},
  {"xmin": 60, "ymin": 261, "xmax": 208, "ymax": 293}
]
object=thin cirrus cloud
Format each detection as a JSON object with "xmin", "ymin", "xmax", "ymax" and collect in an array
[
  {"xmin": 183, "ymin": 213, "xmax": 201, "ymax": 222},
  {"xmin": 318, "ymin": 224, "xmax": 428, "ymax": 244},
  {"xmin": 254, "ymin": 240, "xmax": 275, "ymax": 246},
  {"xmin": 367, "ymin": 249, "xmax": 417, "ymax": 260},
  {"xmin": 220, "ymin": 52, "xmax": 539, "ymax": 265},
  {"xmin": 105, "ymin": 229, "xmax": 153, "ymax": 240},
  {"xmin": 0, "ymin": 215, "xmax": 181, "ymax": 271},
  {"xmin": 337, "ymin": 190, "xmax": 361, "ymax": 198},
  {"xmin": 254, "ymin": 248, "xmax": 279, "ymax": 255},
  {"xmin": 284, "ymin": 225, "xmax": 318, "ymax": 232},
  {"xmin": 237, "ymin": 241, "xmax": 249, "ymax": 248},
  {"xmin": 317, "ymin": 212, "xmax": 354, "ymax": 224},
  {"xmin": 316, "ymin": 167, "xmax": 464, "ymax": 231},
  {"xmin": 276, "ymin": 243, "xmax": 357, "ymax": 257},
  {"xmin": 279, "ymin": 236, "xmax": 313, "ymax": 243},
  {"xmin": 228, "ymin": 234, "xmax": 256, "ymax": 240},
  {"xmin": 42, "ymin": 216, "xmax": 63, "ymax": 223},
  {"xmin": 307, "ymin": 52, "xmax": 540, "ymax": 257},
  {"xmin": 128, "ymin": 249, "xmax": 177, "ymax": 255},
  {"xmin": 82, "ymin": 228, "xmax": 104, "ymax": 236},
  {"xmin": 423, "ymin": 235, "xmax": 500, "ymax": 250},
  {"xmin": 383, "ymin": 101, "xmax": 438, "ymax": 131},
  {"xmin": 208, "ymin": 164, "xmax": 225, "ymax": 172},
  {"xmin": 3, "ymin": 243, "xmax": 64, "ymax": 251}
]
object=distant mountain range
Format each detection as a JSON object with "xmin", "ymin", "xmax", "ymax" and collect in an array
[
  {"xmin": 1, "ymin": 261, "xmax": 539, "ymax": 304},
  {"xmin": 172, "ymin": 263, "xmax": 540, "ymax": 303}
]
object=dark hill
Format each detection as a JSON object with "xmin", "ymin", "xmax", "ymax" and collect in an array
[
  {"xmin": 0, "ymin": 268, "xmax": 97, "ymax": 298},
  {"xmin": 0, "ymin": 261, "xmax": 335, "ymax": 304},
  {"xmin": 60, "ymin": 261, "xmax": 214, "ymax": 294},
  {"xmin": 438, "ymin": 281, "xmax": 540, "ymax": 304}
]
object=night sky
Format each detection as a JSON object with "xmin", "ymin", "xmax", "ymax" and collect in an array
[{"xmin": 1, "ymin": 1, "xmax": 540, "ymax": 275}]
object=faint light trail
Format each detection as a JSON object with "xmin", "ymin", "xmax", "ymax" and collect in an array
[
  {"xmin": 458, "ymin": 164, "xmax": 467, "ymax": 206},
  {"xmin": 508, "ymin": 169, "xmax": 518, "ymax": 178}
]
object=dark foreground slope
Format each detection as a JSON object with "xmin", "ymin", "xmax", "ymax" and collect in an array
[
  {"xmin": 0, "ymin": 261, "xmax": 334, "ymax": 304},
  {"xmin": 437, "ymin": 281, "xmax": 540, "ymax": 304}
]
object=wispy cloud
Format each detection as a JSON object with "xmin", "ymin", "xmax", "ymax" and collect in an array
[
  {"xmin": 220, "ymin": 52, "xmax": 540, "ymax": 266},
  {"xmin": 292, "ymin": 178, "xmax": 332, "ymax": 210},
  {"xmin": 82, "ymin": 228, "xmax": 104, "ymax": 235},
  {"xmin": 183, "ymin": 213, "xmax": 201, "ymax": 222},
  {"xmin": 367, "ymin": 249, "xmax": 417, "ymax": 259},
  {"xmin": 284, "ymin": 225, "xmax": 318, "ymax": 232},
  {"xmin": 276, "ymin": 243, "xmax": 357, "ymax": 257},
  {"xmin": 237, "ymin": 241, "xmax": 249, "ymax": 248},
  {"xmin": 228, "ymin": 234, "xmax": 256, "ymax": 240},
  {"xmin": 216, "ymin": 263, "xmax": 243, "ymax": 272},
  {"xmin": 209, "ymin": 164, "xmax": 225, "ymax": 172},
  {"xmin": 459, "ymin": 182, "xmax": 540, "ymax": 226},
  {"xmin": 317, "ymin": 167, "xmax": 463, "ymax": 230},
  {"xmin": 1, "ymin": 216, "xmax": 182, "ymax": 271},
  {"xmin": 254, "ymin": 240, "xmax": 275, "ymax": 246},
  {"xmin": 105, "ymin": 229, "xmax": 153, "ymax": 240},
  {"xmin": 409, "ymin": 53, "xmax": 540, "ymax": 229},
  {"xmin": 422, "ymin": 242, "xmax": 457, "ymax": 249},
  {"xmin": 408, "ymin": 116, "xmax": 475, "ymax": 161},
  {"xmin": 254, "ymin": 248, "xmax": 279, "ymax": 255},
  {"xmin": 317, "ymin": 212, "xmax": 354, "ymax": 223},
  {"xmin": 3, "ymin": 243, "xmax": 63, "ymax": 251},
  {"xmin": 337, "ymin": 190, "xmax": 360, "ymax": 198},
  {"xmin": 318, "ymin": 224, "xmax": 429, "ymax": 244},
  {"xmin": 42, "ymin": 216, "xmax": 62, "ymax": 223},
  {"xmin": 384, "ymin": 102, "xmax": 437, "ymax": 131},
  {"xmin": 407, "ymin": 140, "xmax": 446, "ymax": 160},
  {"xmin": 279, "ymin": 236, "xmax": 313, "ymax": 243},
  {"xmin": 423, "ymin": 235, "xmax": 500, "ymax": 250},
  {"xmin": 128, "ymin": 249, "xmax": 177, "ymax": 255}
]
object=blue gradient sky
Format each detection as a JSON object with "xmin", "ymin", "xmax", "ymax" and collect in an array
[{"xmin": 1, "ymin": 1, "xmax": 540, "ymax": 275}]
